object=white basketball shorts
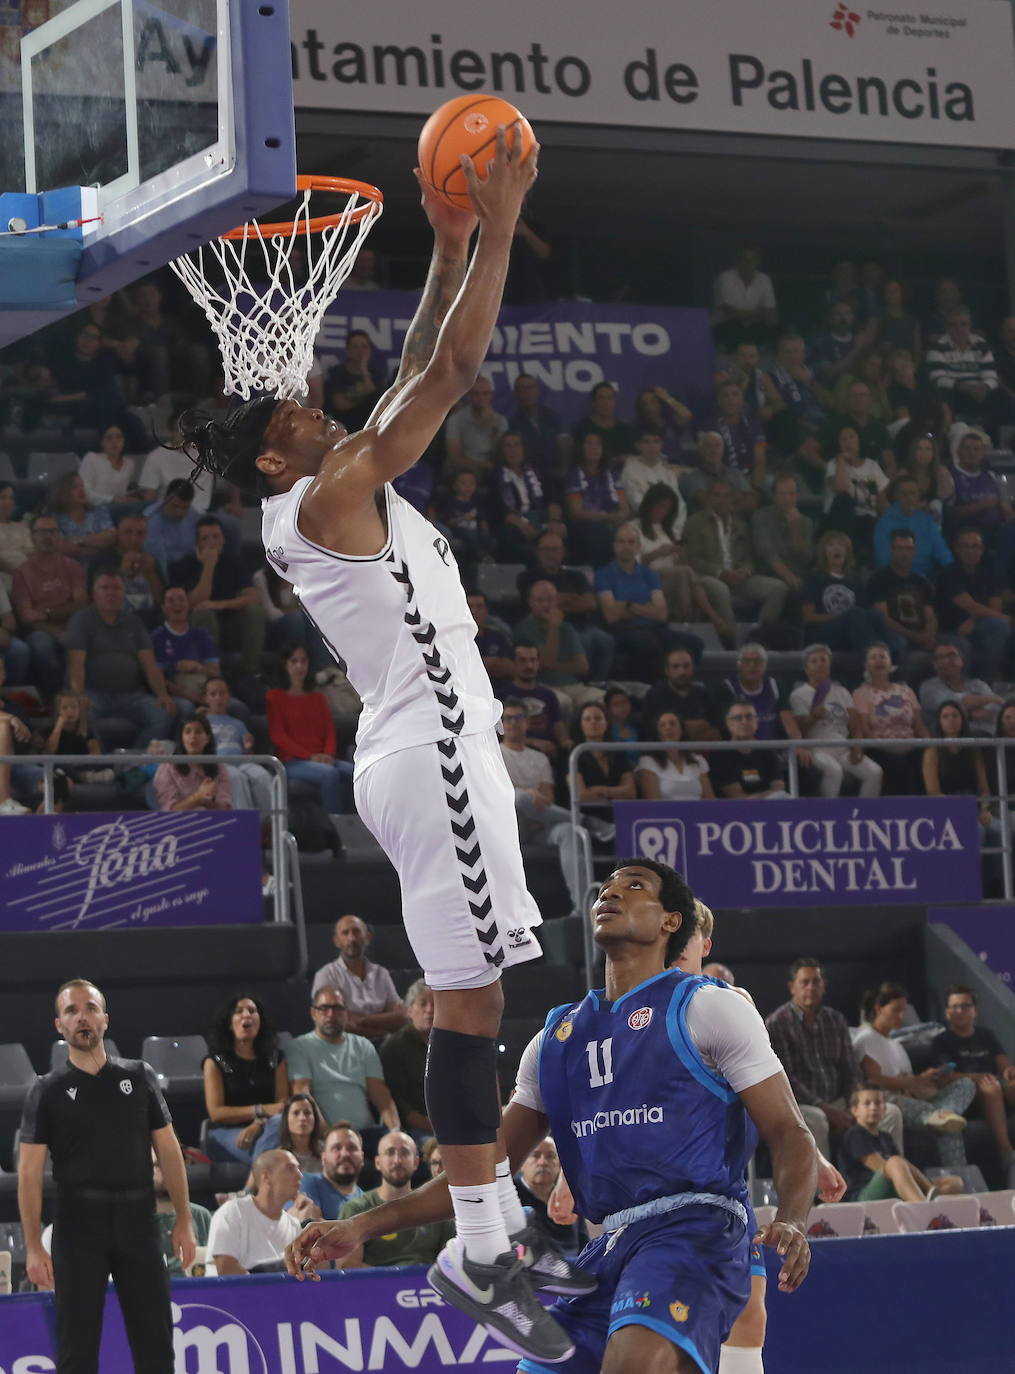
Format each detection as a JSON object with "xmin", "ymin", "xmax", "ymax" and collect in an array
[{"xmin": 353, "ymin": 728, "xmax": 543, "ymax": 990}]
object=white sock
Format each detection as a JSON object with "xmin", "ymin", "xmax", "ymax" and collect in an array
[
  {"xmin": 449, "ymin": 1182, "xmax": 511, "ymax": 1265},
  {"xmin": 719, "ymin": 1346, "xmax": 764, "ymax": 1373},
  {"xmin": 496, "ymin": 1157, "xmax": 529, "ymax": 1237}
]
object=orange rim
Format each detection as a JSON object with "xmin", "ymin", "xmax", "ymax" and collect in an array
[{"xmin": 219, "ymin": 175, "xmax": 383, "ymax": 241}]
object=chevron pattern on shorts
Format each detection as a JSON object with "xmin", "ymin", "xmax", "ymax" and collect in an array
[
  {"xmin": 387, "ymin": 553, "xmax": 464, "ymax": 735},
  {"xmin": 438, "ymin": 735, "xmax": 504, "ymax": 967}
]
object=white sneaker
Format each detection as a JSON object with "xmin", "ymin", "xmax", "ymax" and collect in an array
[{"xmin": 0, "ymin": 797, "xmax": 30, "ymax": 815}]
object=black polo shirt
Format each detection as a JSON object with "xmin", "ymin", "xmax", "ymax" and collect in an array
[
  {"xmin": 20, "ymin": 1057, "xmax": 171, "ymax": 1192},
  {"xmin": 710, "ymin": 747, "xmax": 783, "ymax": 797},
  {"xmin": 935, "ymin": 562, "xmax": 1000, "ymax": 634}
]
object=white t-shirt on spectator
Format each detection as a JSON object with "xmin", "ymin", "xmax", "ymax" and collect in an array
[
  {"xmin": 310, "ymin": 956, "xmax": 400, "ymax": 1010},
  {"xmin": 852, "ymin": 1025, "xmax": 913, "ymax": 1077},
  {"xmin": 789, "ymin": 681, "xmax": 856, "ymax": 745},
  {"xmin": 712, "ymin": 268, "xmax": 777, "ymax": 323},
  {"xmin": 79, "ymin": 451, "xmax": 135, "ymax": 506},
  {"xmin": 823, "ymin": 457, "xmax": 889, "ymax": 518},
  {"xmin": 206, "ymin": 1194, "xmax": 301, "ymax": 1271},
  {"xmin": 635, "ymin": 753, "xmax": 709, "ymax": 800},
  {"xmin": 138, "ymin": 445, "xmax": 213, "ymax": 511}
]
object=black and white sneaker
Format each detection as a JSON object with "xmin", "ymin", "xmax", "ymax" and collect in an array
[
  {"xmin": 511, "ymin": 1225, "xmax": 597, "ymax": 1296},
  {"xmin": 428, "ymin": 1237, "xmax": 575, "ymax": 1363}
]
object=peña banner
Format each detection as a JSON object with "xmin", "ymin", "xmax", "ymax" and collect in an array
[
  {"xmin": 0, "ymin": 810, "xmax": 264, "ymax": 932},
  {"xmin": 613, "ymin": 796, "xmax": 982, "ymax": 906}
]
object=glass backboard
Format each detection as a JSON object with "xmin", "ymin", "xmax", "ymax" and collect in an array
[{"xmin": 0, "ymin": 0, "xmax": 296, "ymax": 347}]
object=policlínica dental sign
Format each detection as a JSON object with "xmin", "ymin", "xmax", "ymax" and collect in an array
[{"xmin": 614, "ymin": 797, "xmax": 982, "ymax": 906}]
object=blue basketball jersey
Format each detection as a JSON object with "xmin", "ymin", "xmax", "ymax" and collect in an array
[{"xmin": 536, "ymin": 969, "xmax": 757, "ymax": 1225}]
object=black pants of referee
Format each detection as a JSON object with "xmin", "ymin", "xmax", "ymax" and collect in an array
[{"xmin": 52, "ymin": 1189, "xmax": 173, "ymax": 1374}]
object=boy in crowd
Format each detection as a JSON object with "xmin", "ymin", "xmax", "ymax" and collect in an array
[{"xmin": 839, "ymin": 1085, "xmax": 963, "ymax": 1202}]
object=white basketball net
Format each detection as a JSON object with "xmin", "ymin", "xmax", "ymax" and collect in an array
[{"xmin": 169, "ymin": 184, "xmax": 383, "ymax": 401}]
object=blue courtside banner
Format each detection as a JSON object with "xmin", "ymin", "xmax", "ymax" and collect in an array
[
  {"xmin": 0, "ymin": 810, "xmax": 264, "ymax": 931},
  {"xmin": 613, "ymin": 797, "xmax": 982, "ymax": 907}
]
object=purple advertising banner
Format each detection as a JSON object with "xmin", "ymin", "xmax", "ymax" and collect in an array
[
  {"xmin": 0, "ymin": 810, "xmax": 263, "ymax": 932},
  {"xmin": 935, "ymin": 906, "xmax": 1015, "ymax": 988},
  {"xmin": 315, "ymin": 291, "xmax": 716, "ymax": 426},
  {"xmin": 614, "ymin": 797, "xmax": 983, "ymax": 907}
]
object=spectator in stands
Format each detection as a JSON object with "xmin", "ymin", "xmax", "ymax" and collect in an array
[
  {"xmin": 634, "ymin": 385, "xmax": 695, "ymax": 451},
  {"xmin": 380, "ymin": 979, "xmax": 434, "ymax": 1136},
  {"xmin": 823, "ymin": 380, "xmax": 895, "ymax": 474},
  {"xmin": 66, "ymin": 569, "xmax": 175, "ymax": 746},
  {"xmin": 108, "ymin": 513, "xmax": 163, "ymax": 622},
  {"xmin": 811, "ymin": 303, "xmax": 869, "ymax": 389},
  {"xmin": 310, "ymin": 913, "xmax": 408, "ymax": 1035},
  {"xmin": 936, "ymin": 527, "xmax": 1012, "ymax": 682},
  {"xmin": 47, "ymin": 472, "xmax": 117, "ymax": 563},
  {"xmin": 886, "ymin": 347, "xmax": 921, "ymax": 422},
  {"xmin": 438, "ymin": 467, "xmax": 494, "ymax": 565},
  {"xmin": 499, "ymin": 698, "xmax": 606, "ymax": 913},
  {"xmin": 514, "ymin": 580, "xmax": 589, "ymax": 694},
  {"xmin": 11, "ymin": 513, "xmax": 87, "ymax": 696},
  {"xmin": 495, "ymin": 644, "xmax": 571, "ymax": 762},
  {"xmin": 635, "ymin": 484, "xmax": 729, "ymax": 639},
  {"xmin": 571, "ymin": 382, "xmax": 636, "ymax": 464},
  {"xmin": 871, "ymin": 278, "xmax": 922, "ymax": 364},
  {"xmin": 802, "ymin": 531, "xmax": 899, "ymax": 658},
  {"xmin": 129, "ymin": 279, "xmax": 211, "ymax": 401},
  {"xmin": 79, "ymin": 424, "xmax": 138, "ymax": 511},
  {"xmin": 635, "ymin": 711, "xmax": 713, "ymax": 800},
  {"xmin": 720, "ymin": 643, "xmax": 809, "ymax": 751},
  {"xmin": 43, "ymin": 691, "xmax": 101, "ymax": 780},
  {"xmin": 171, "ymin": 514, "xmax": 265, "ymax": 675},
  {"xmin": 714, "ymin": 381, "xmax": 765, "ymax": 491},
  {"xmin": 866, "ymin": 530, "xmax": 939, "ymax": 662},
  {"xmin": 684, "ymin": 478, "xmax": 788, "ymax": 630},
  {"xmin": 424, "ymin": 1138, "xmax": 444, "ymax": 1177},
  {"xmin": 467, "ymin": 590, "xmax": 514, "ymax": 682},
  {"xmin": 931, "ymin": 984, "xmax": 1015, "ymax": 1186},
  {"xmin": 571, "ymin": 700, "xmax": 636, "ymax": 804},
  {"xmin": 620, "ymin": 430, "xmax": 685, "ymax": 516},
  {"xmin": 565, "ymin": 431, "xmax": 628, "ymax": 565},
  {"xmin": 830, "ymin": 352, "xmax": 892, "ymax": 424},
  {"xmin": 48, "ymin": 320, "xmax": 137, "ymax": 440},
  {"xmin": 202, "ymin": 674, "xmax": 273, "ymax": 814},
  {"xmin": 950, "ymin": 429, "xmax": 1013, "ymax": 540},
  {"xmin": 790, "ymin": 643, "xmax": 883, "ymax": 797},
  {"xmin": 153, "ymin": 715, "xmax": 231, "ymax": 811},
  {"xmin": 853, "ymin": 642, "xmax": 926, "ymax": 795},
  {"xmin": 300, "ymin": 1124, "xmax": 366, "ymax": 1219},
  {"xmin": 0, "ymin": 484, "xmax": 33, "ymax": 591},
  {"xmin": 325, "ymin": 330, "xmax": 386, "ymax": 433},
  {"xmin": 711, "ymin": 701, "xmax": 788, "ymax": 799},
  {"xmin": 898, "ymin": 432, "xmax": 954, "ymax": 525},
  {"xmin": 287, "ymin": 987, "xmax": 399, "ymax": 1145},
  {"xmin": 927, "ymin": 307, "xmax": 998, "ymax": 424},
  {"xmin": 604, "ymin": 686, "xmax": 640, "ymax": 765},
  {"xmin": 507, "ymin": 373, "xmax": 570, "ymax": 479},
  {"xmin": 151, "ymin": 1148, "xmax": 212, "ymax": 1276},
  {"xmin": 680, "ymin": 430, "xmax": 756, "ymax": 514},
  {"xmin": 767, "ymin": 334, "xmax": 827, "ymax": 494},
  {"xmin": 206, "ymin": 1150, "xmax": 304, "ymax": 1275},
  {"xmin": 839, "ymin": 1086, "xmax": 961, "ymax": 1203},
  {"xmin": 203, "ymin": 992, "xmax": 288, "ymax": 1163},
  {"xmin": 925, "ymin": 277, "xmax": 966, "ymax": 338},
  {"xmin": 150, "ymin": 584, "xmax": 220, "ymax": 708},
  {"xmin": 874, "ymin": 475, "xmax": 954, "ymax": 578},
  {"xmin": 0, "ymin": 578, "xmax": 30, "ymax": 684},
  {"xmin": 139, "ymin": 420, "xmax": 214, "ymax": 514},
  {"xmin": 854, "ymin": 982, "xmax": 975, "ymax": 1171},
  {"xmin": 822, "ymin": 423, "xmax": 889, "ymax": 558},
  {"xmin": 765, "ymin": 958, "xmax": 898, "ymax": 1161},
  {"xmin": 711, "ymin": 245, "xmax": 778, "ymax": 351},
  {"xmin": 255, "ymin": 1092, "xmax": 327, "ymax": 1173},
  {"xmin": 641, "ymin": 646, "xmax": 720, "ymax": 742},
  {"xmin": 517, "ymin": 530, "xmax": 615, "ymax": 682},
  {"xmin": 924, "ymin": 701, "xmax": 1003, "ymax": 889},
  {"xmin": 0, "ymin": 706, "xmax": 31, "ymax": 814},
  {"xmin": 516, "ymin": 1136, "xmax": 587, "ymax": 1261},
  {"xmin": 144, "ymin": 479, "xmax": 200, "ymax": 577},
  {"xmin": 919, "ymin": 642, "xmax": 1004, "ymax": 736},
  {"xmin": 715, "ymin": 341, "xmax": 781, "ymax": 426},
  {"xmin": 266, "ymin": 643, "xmax": 353, "ymax": 812},
  {"xmin": 494, "ymin": 432, "xmax": 557, "ymax": 560},
  {"xmin": 444, "ymin": 375, "xmax": 507, "ymax": 479},
  {"xmin": 594, "ymin": 522, "xmax": 675, "ymax": 682},
  {"xmin": 751, "ymin": 472, "xmax": 815, "ymax": 596},
  {"xmin": 335, "ymin": 1131, "xmax": 456, "ymax": 1268}
]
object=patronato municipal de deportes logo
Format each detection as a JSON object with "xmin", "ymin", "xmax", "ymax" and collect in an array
[{"xmin": 830, "ymin": 3, "xmax": 861, "ymax": 35}]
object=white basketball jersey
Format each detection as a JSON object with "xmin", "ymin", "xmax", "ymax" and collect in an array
[{"xmin": 261, "ymin": 479, "xmax": 500, "ymax": 772}]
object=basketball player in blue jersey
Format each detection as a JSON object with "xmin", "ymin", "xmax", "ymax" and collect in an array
[
  {"xmin": 286, "ymin": 859, "xmax": 818, "ymax": 1374},
  {"xmin": 176, "ymin": 129, "xmax": 588, "ymax": 1364}
]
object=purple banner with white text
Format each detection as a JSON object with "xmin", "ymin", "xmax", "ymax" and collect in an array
[
  {"xmin": 936, "ymin": 906, "xmax": 1015, "ymax": 988},
  {"xmin": 614, "ymin": 797, "xmax": 983, "ymax": 907},
  {"xmin": 0, "ymin": 810, "xmax": 263, "ymax": 931},
  {"xmin": 316, "ymin": 291, "xmax": 715, "ymax": 426}
]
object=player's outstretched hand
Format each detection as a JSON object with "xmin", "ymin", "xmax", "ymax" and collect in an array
[
  {"xmin": 413, "ymin": 169, "xmax": 478, "ymax": 243},
  {"xmin": 285, "ymin": 1219, "xmax": 360, "ymax": 1281},
  {"xmin": 461, "ymin": 122, "xmax": 539, "ymax": 233},
  {"xmin": 756, "ymin": 1220, "xmax": 810, "ymax": 1293}
]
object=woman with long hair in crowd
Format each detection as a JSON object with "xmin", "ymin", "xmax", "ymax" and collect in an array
[
  {"xmin": 570, "ymin": 700, "xmax": 636, "ymax": 808},
  {"xmin": 493, "ymin": 431, "xmax": 558, "ymax": 560},
  {"xmin": 564, "ymin": 431, "xmax": 628, "ymax": 565},
  {"xmin": 635, "ymin": 711, "xmax": 714, "ymax": 801},
  {"xmin": 254, "ymin": 1091, "xmax": 327, "ymax": 1172},
  {"xmin": 202, "ymin": 992, "xmax": 288, "ymax": 1163},
  {"xmin": 924, "ymin": 700, "xmax": 1003, "ymax": 891},
  {"xmin": 152, "ymin": 715, "xmax": 231, "ymax": 811},
  {"xmin": 79, "ymin": 423, "xmax": 139, "ymax": 510},
  {"xmin": 45, "ymin": 471, "xmax": 116, "ymax": 561},
  {"xmin": 898, "ymin": 431, "xmax": 954, "ymax": 526},
  {"xmin": 852, "ymin": 641, "xmax": 926, "ymax": 795},
  {"xmin": 635, "ymin": 483, "xmax": 732, "ymax": 640},
  {"xmin": 801, "ymin": 531, "xmax": 900, "ymax": 657},
  {"xmin": 266, "ymin": 642, "xmax": 353, "ymax": 814}
]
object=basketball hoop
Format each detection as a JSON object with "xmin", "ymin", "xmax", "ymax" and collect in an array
[{"xmin": 169, "ymin": 175, "xmax": 383, "ymax": 401}]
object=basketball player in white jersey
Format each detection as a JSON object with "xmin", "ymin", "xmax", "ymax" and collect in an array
[{"xmin": 177, "ymin": 127, "xmax": 584, "ymax": 1363}]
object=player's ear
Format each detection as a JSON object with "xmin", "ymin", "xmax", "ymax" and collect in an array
[
  {"xmin": 702, "ymin": 936, "xmax": 712, "ymax": 957},
  {"xmin": 662, "ymin": 909, "xmax": 682, "ymax": 939},
  {"xmin": 256, "ymin": 449, "xmax": 285, "ymax": 479}
]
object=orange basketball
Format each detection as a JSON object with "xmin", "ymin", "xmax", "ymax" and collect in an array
[{"xmin": 417, "ymin": 94, "xmax": 536, "ymax": 210}]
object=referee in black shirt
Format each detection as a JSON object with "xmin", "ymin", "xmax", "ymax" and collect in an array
[{"xmin": 18, "ymin": 978, "xmax": 196, "ymax": 1374}]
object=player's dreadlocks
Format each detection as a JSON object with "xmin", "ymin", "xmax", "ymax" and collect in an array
[{"xmin": 175, "ymin": 395, "xmax": 279, "ymax": 497}]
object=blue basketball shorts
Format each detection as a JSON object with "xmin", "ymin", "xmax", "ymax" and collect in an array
[{"xmin": 519, "ymin": 1203, "xmax": 752, "ymax": 1374}]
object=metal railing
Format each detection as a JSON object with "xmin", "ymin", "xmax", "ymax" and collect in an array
[
  {"xmin": 567, "ymin": 736, "xmax": 1015, "ymax": 988},
  {"xmin": 0, "ymin": 752, "xmax": 304, "ymax": 940}
]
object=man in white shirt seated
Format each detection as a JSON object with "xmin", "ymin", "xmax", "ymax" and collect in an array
[
  {"xmin": 206, "ymin": 1150, "xmax": 305, "ymax": 1274},
  {"xmin": 310, "ymin": 914, "xmax": 410, "ymax": 1039}
]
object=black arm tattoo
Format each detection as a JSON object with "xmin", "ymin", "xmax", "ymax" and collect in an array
[{"xmin": 393, "ymin": 247, "xmax": 469, "ymax": 389}]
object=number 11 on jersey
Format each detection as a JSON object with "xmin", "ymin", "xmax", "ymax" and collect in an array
[{"xmin": 585, "ymin": 1038, "xmax": 614, "ymax": 1088}]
